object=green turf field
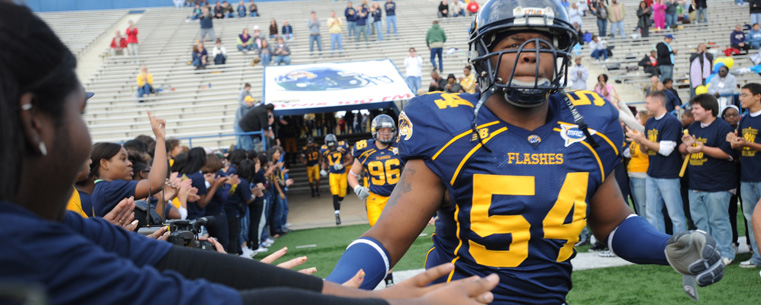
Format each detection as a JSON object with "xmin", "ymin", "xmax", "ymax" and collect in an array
[{"xmin": 258, "ymin": 210, "xmax": 759, "ymax": 304}]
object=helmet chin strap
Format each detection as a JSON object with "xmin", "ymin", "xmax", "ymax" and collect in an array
[{"xmin": 472, "ymin": 87, "xmax": 495, "ymax": 153}]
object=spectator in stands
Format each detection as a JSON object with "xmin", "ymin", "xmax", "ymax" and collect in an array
[
  {"xmin": 282, "ymin": 20, "xmax": 293, "ymax": 40},
  {"xmin": 191, "ymin": 3, "xmax": 203, "ymax": 20},
  {"xmin": 636, "ymin": 1, "xmax": 652, "ymax": 37},
  {"xmin": 608, "ymin": 0, "xmax": 626, "ymax": 40},
  {"xmin": 752, "ymin": 0, "xmax": 761, "ymax": 26},
  {"xmin": 192, "ymin": 42, "xmax": 208, "ymax": 69},
  {"xmin": 252, "ymin": 26, "xmax": 263, "ymax": 50},
  {"xmin": 728, "ymin": 83, "xmax": 761, "ymax": 268},
  {"xmin": 459, "ymin": 65, "xmax": 476, "ymax": 94},
  {"xmin": 404, "ymin": 47, "xmax": 423, "ymax": 94},
  {"xmin": 258, "ymin": 39, "xmax": 272, "ymax": 66},
  {"xmin": 345, "ymin": 2, "xmax": 357, "ymax": 38},
  {"xmin": 626, "ymin": 111, "xmax": 653, "ymax": 216},
  {"xmin": 639, "ymin": 50, "xmax": 659, "ymax": 76},
  {"xmin": 467, "ymin": 0, "xmax": 479, "ymax": 16},
  {"xmin": 569, "ymin": 3, "xmax": 583, "ymax": 29},
  {"xmin": 594, "ymin": 74, "xmax": 620, "ymax": 105},
  {"xmin": 235, "ymin": 92, "xmax": 255, "ymax": 150},
  {"xmin": 749, "ymin": 23, "xmax": 761, "ymax": 50},
  {"xmin": 656, "ymin": 34, "xmax": 677, "ymax": 82},
  {"xmin": 239, "ymin": 83, "xmax": 254, "ymax": 105},
  {"xmin": 110, "ymin": 31, "xmax": 127, "ymax": 56},
  {"xmin": 355, "ymin": 5, "xmax": 369, "ymax": 45},
  {"xmin": 694, "ymin": 0, "xmax": 707, "ymax": 24},
  {"xmin": 202, "ymin": 154, "xmax": 231, "ymax": 251},
  {"xmin": 679, "ymin": 94, "xmax": 737, "ymax": 265},
  {"xmin": 589, "ymin": 35, "xmax": 608, "ymax": 62},
  {"xmin": 328, "ymin": 11, "xmax": 344, "ymax": 55},
  {"xmin": 426, "ymin": 20, "xmax": 446, "ymax": 73},
  {"xmin": 708, "ymin": 65, "xmax": 737, "ymax": 100},
  {"xmin": 569, "ymin": 57, "xmax": 589, "ymax": 90},
  {"xmin": 453, "ymin": 0, "xmax": 466, "ymax": 17},
  {"xmin": 125, "ymin": 20, "xmax": 139, "ymax": 57},
  {"xmin": 665, "ymin": 0, "xmax": 680, "ymax": 30},
  {"xmin": 438, "ymin": 0, "xmax": 450, "ymax": 18},
  {"xmin": 269, "ymin": 18, "xmax": 279, "ymax": 39},
  {"xmin": 591, "ymin": 1, "xmax": 608, "ymax": 37},
  {"xmin": 237, "ymin": 1, "xmax": 247, "ymax": 17},
  {"xmin": 663, "ymin": 78, "xmax": 683, "ymax": 110},
  {"xmin": 731, "ymin": 24, "xmax": 750, "ymax": 52},
  {"xmin": 385, "ymin": 0, "xmax": 397, "ymax": 35},
  {"xmin": 199, "ymin": 6, "xmax": 217, "ymax": 42},
  {"xmin": 444, "ymin": 74, "xmax": 462, "ymax": 93},
  {"xmin": 273, "ymin": 37, "xmax": 291, "ymax": 65},
  {"xmin": 626, "ymin": 91, "xmax": 687, "ymax": 234},
  {"xmin": 240, "ymin": 103, "xmax": 275, "ymax": 150},
  {"xmin": 370, "ymin": 3, "xmax": 383, "ymax": 41},
  {"xmin": 222, "ymin": 1, "xmax": 235, "ymax": 18},
  {"xmin": 248, "ymin": 0, "xmax": 258, "ymax": 17},
  {"xmin": 214, "ymin": 1, "xmax": 224, "ymax": 19},
  {"xmin": 644, "ymin": 76, "xmax": 661, "ymax": 95},
  {"xmin": 689, "ymin": 43, "xmax": 713, "ymax": 98},
  {"xmin": 428, "ymin": 70, "xmax": 446, "ymax": 92},
  {"xmin": 136, "ymin": 66, "xmax": 154, "ymax": 103},
  {"xmin": 212, "ymin": 38, "xmax": 227, "ymax": 65},
  {"xmin": 237, "ymin": 28, "xmax": 253, "ymax": 53},
  {"xmin": 308, "ymin": 11, "xmax": 323, "ymax": 56}
]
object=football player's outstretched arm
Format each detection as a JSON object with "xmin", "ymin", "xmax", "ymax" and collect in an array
[
  {"xmin": 590, "ymin": 170, "xmax": 724, "ymax": 287},
  {"xmin": 347, "ymin": 159, "xmax": 363, "ymax": 190},
  {"xmin": 326, "ymin": 160, "xmax": 444, "ymax": 289}
]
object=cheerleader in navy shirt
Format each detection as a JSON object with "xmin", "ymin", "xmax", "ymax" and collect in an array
[
  {"xmin": 89, "ymin": 112, "xmax": 168, "ymax": 218},
  {"xmin": 176, "ymin": 147, "xmax": 228, "ymax": 220}
]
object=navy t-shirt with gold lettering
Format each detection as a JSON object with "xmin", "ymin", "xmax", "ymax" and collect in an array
[
  {"xmin": 644, "ymin": 114, "xmax": 683, "ymax": 179},
  {"xmin": 686, "ymin": 119, "xmax": 737, "ymax": 191},
  {"xmin": 739, "ymin": 113, "xmax": 761, "ymax": 182}
]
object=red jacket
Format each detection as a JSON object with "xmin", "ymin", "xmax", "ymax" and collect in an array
[
  {"xmin": 126, "ymin": 27, "xmax": 138, "ymax": 44},
  {"xmin": 111, "ymin": 37, "xmax": 127, "ymax": 49}
]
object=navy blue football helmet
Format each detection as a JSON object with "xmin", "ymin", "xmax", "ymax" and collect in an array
[
  {"xmin": 275, "ymin": 68, "xmax": 392, "ymax": 91},
  {"xmin": 468, "ymin": 0, "xmax": 578, "ymax": 107},
  {"xmin": 325, "ymin": 134, "xmax": 338, "ymax": 151},
  {"xmin": 371, "ymin": 114, "xmax": 396, "ymax": 145}
]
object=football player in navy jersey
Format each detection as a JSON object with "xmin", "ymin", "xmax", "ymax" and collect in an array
[
  {"xmin": 300, "ymin": 137, "xmax": 323, "ymax": 197},
  {"xmin": 327, "ymin": 0, "xmax": 724, "ymax": 302},
  {"xmin": 320, "ymin": 134, "xmax": 353, "ymax": 225},
  {"xmin": 348, "ymin": 114, "xmax": 404, "ymax": 286}
]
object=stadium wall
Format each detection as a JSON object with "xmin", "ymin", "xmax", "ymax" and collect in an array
[{"xmin": 25, "ymin": 0, "xmax": 294, "ymax": 12}]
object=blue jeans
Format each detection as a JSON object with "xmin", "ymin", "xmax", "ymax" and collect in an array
[
  {"xmin": 646, "ymin": 176, "xmax": 687, "ymax": 234},
  {"xmin": 610, "ymin": 21, "xmax": 625, "ymax": 39},
  {"xmin": 330, "ymin": 33, "xmax": 343, "ymax": 54},
  {"xmin": 238, "ymin": 10, "xmax": 246, "ymax": 18},
  {"xmin": 665, "ymin": 13, "xmax": 676, "ymax": 28},
  {"xmin": 235, "ymin": 124, "xmax": 253, "ymax": 150},
  {"xmin": 239, "ymin": 205, "xmax": 250, "ymax": 244},
  {"xmin": 374, "ymin": 21, "xmax": 383, "ymax": 40},
  {"xmin": 629, "ymin": 176, "xmax": 647, "ymax": 216},
  {"xmin": 659, "ymin": 65, "xmax": 673, "ymax": 82},
  {"xmin": 689, "ymin": 190, "xmax": 734, "ymax": 259},
  {"xmin": 237, "ymin": 44, "xmax": 253, "ymax": 52},
  {"xmin": 752, "ymin": 14, "xmax": 761, "ymax": 27},
  {"xmin": 192, "ymin": 57, "xmax": 205, "ymax": 67},
  {"xmin": 260, "ymin": 53, "xmax": 271, "ymax": 66},
  {"xmin": 597, "ymin": 19, "xmax": 607, "ymax": 37},
  {"xmin": 137, "ymin": 84, "xmax": 152, "ymax": 98},
  {"xmin": 386, "ymin": 15, "xmax": 397, "ymax": 34},
  {"xmin": 214, "ymin": 53, "xmax": 226, "ymax": 65},
  {"xmin": 273, "ymin": 55, "xmax": 290, "ymax": 65},
  {"xmin": 249, "ymin": 12, "xmax": 259, "ymax": 17},
  {"xmin": 430, "ymin": 47, "xmax": 443, "ymax": 71},
  {"xmin": 347, "ymin": 21, "xmax": 356, "ymax": 37},
  {"xmin": 406, "ymin": 76, "xmax": 422, "ymax": 94},
  {"xmin": 591, "ymin": 49, "xmax": 608, "ymax": 60},
  {"xmin": 309, "ymin": 34, "xmax": 322, "ymax": 54},
  {"xmin": 268, "ymin": 190, "xmax": 284, "ymax": 234},
  {"xmin": 741, "ymin": 181, "xmax": 761, "ymax": 265},
  {"xmin": 225, "ymin": 13, "xmax": 235, "ymax": 18},
  {"xmin": 697, "ymin": 8, "xmax": 707, "ymax": 24},
  {"xmin": 280, "ymin": 196, "xmax": 289, "ymax": 228}
]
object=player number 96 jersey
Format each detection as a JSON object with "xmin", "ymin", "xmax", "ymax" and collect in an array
[
  {"xmin": 352, "ymin": 139, "xmax": 404, "ymax": 197},
  {"xmin": 398, "ymin": 91, "xmax": 623, "ymax": 304}
]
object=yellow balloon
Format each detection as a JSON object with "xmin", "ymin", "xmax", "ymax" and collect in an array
[
  {"xmin": 714, "ymin": 58, "xmax": 726, "ymax": 70},
  {"xmin": 724, "ymin": 57, "xmax": 734, "ymax": 69},
  {"xmin": 695, "ymin": 85, "xmax": 708, "ymax": 95}
]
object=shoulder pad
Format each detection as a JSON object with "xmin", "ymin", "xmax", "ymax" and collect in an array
[{"xmin": 398, "ymin": 93, "xmax": 476, "ymax": 161}]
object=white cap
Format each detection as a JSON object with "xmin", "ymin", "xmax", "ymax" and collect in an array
[{"xmin": 253, "ymin": 25, "xmax": 260, "ymax": 30}]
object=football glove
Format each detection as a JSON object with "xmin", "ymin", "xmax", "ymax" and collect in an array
[
  {"xmin": 333, "ymin": 163, "xmax": 344, "ymax": 171},
  {"xmin": 353, "ymin": 185, "xmax": 370, "ymax": 200},
  {"xmin": 665, "ymin": 230, "xmax": 724, "ymax": 287},
  {"xmin": 320, "ymin": 170, "xmax": 328, "ymax": 177}
]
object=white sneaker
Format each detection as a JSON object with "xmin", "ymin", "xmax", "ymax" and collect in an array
[
  {"xmin": 740, "ymin": 260, "xmax": 760, "ymax": 268},
  {"xmin": 599, "ymin": 250, "xmax": 616, "ymax": 257},
  {"xmin": 604, "ymin": 59, "xmax": 610, "ymax": 63},
  {"xmin": 722, "ymin": 257, "xmax": 733, "ymax": 265}
]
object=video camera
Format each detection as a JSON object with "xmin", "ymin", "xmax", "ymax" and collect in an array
[{"xmin": 138, "ymin": 216, "xmax": 217, "ymax": 251}]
